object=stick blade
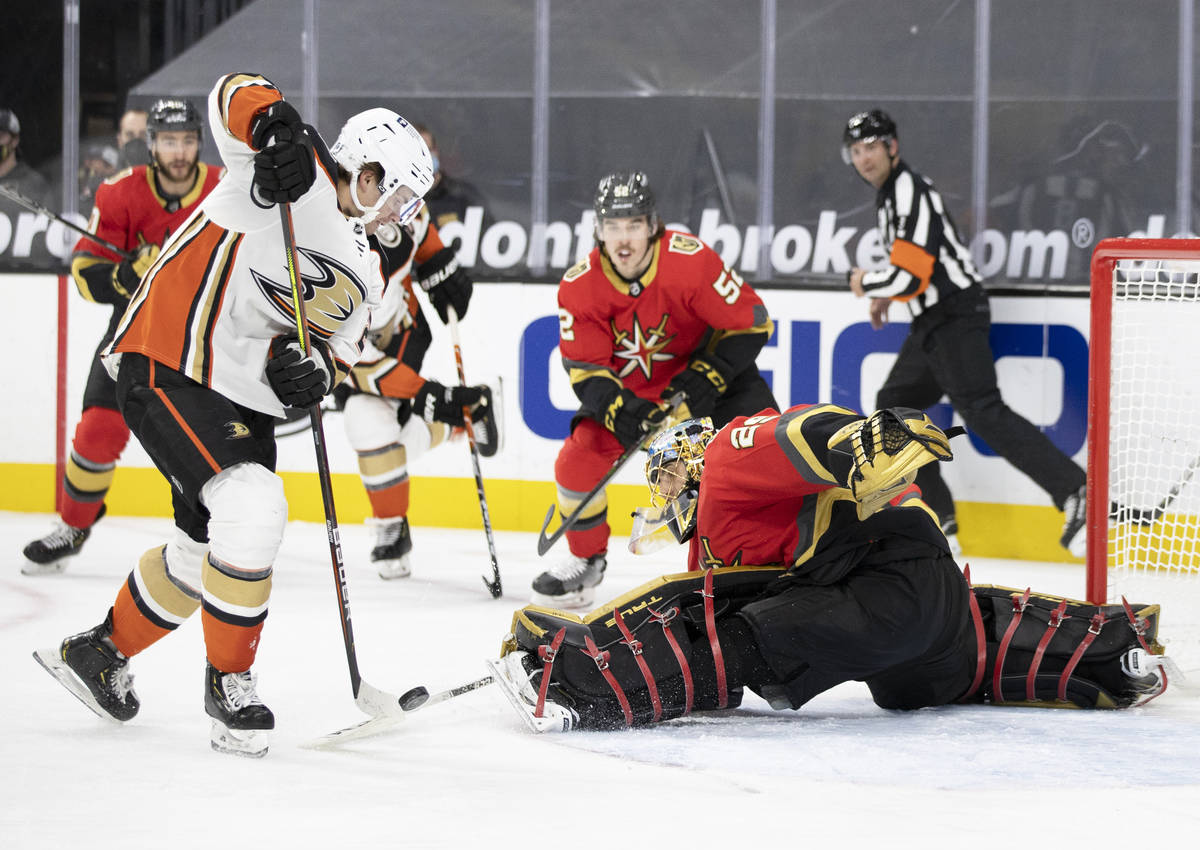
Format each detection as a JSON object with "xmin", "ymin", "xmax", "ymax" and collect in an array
[{"xmin": 536, "ymin": 504, "xmax": 560, "ymax": 556}]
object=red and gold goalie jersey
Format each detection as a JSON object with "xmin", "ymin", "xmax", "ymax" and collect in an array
[
  {"xmin": 690, "ymin": 404, "xmax": 944, "ymax": 582},
  {"xmin": 71, "ymin": 162, "xmax": 224, "ymax": 308},
  {"xmin": 558, "ymin": 229, "xmax": 772, "ymax": 405}
]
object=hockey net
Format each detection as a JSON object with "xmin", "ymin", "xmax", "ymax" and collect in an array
[{"xmin": 1088, "ymin": 238, "xmax": 1200, "ymax": 673}]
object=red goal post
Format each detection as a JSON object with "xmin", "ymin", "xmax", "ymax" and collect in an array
[{"xmin": 1087, "ymin": 238, "xmax": 1200, "ymax": 617}]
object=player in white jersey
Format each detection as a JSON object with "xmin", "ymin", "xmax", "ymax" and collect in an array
[{"xmin": 32, "ymin": 73, "xmax": 435, "ymax": 758}]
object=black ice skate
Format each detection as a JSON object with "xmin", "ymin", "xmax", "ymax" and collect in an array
[
  {"xmin": 22, "ymin": 505, "xmax": 106, "ymax": 575},
  {"xmin": 32, "ymin": 607, "xmax": 139, "ymax": 722},
  {"xmin": 205, "ymin": 663, "xmax": 274, "ymax": 758},
  {"xmin": 531, "ymin": 553, "xmax": 606, "ymax": 609},
  {"xmin": 468, "ymin": 382, "xmax": 502, "ymax": 458},
  {"xmin": 370, "ymin": 516, "xmax": 413, "ymax": 579},
  {"xmin": 1060, "ymin": 485, "xmax": 1087, "ymax": 558}
]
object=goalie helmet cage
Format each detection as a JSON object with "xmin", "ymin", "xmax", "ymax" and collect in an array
[{"xmin": 1088, "ymin": 237, "xmax": 1200, "ymax": 671}]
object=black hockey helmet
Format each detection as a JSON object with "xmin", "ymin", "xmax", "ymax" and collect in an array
[
  {"xmin": 147, "ymin": 98, "xmax": 202, "ymax": 143},
  {"xmin": 841, "ymin": 109, "xmax": 897, "ymax": 164},
  {"xmin": 594, "ymin": 171, "xmax": 657, "ymax": 222}
]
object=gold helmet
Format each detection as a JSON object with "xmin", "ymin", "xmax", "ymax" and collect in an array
[{"xmin": 643, "ymin": 417, "xmax": 716, "ymax": 507}]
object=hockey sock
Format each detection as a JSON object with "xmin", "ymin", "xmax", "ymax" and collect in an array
[
  {"xmin": 61, "ymin": 406, "xmax": 130, "ymax": 528},
  {"xmin": 201, "ymin": 555, "xmax": 272, "ymax": 673},
  {"xmin": 109, "ymin": 546, "xmax": 202, "ymax": 657}
]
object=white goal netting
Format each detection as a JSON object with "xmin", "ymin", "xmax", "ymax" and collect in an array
[{"xmin": 1102, "ymin": 255, "xmax": 1200, "ymax": 672}]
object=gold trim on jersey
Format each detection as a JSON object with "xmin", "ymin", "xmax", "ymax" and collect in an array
[
  {"xmin": 143, "ymin": 161, "xmax": 211, "ymax": 210},
  {"xmin": 562, "ymin": 256, "xmax": 592, "ymax": 282},
  {"xmin": 189, "ymin": 229, "xmax": 242, "ymax": 379},
  {"xmin": 597, "ymin": 237, "xmax": 663, "ymax": 294}
]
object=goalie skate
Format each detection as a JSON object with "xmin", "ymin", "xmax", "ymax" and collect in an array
[{"xmin": 486, "ymin": 652, "xmax": 577, "ymax": 733}]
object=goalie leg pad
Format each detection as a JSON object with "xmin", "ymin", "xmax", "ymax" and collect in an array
[
  {"xmin": 500, "ymin": 566, "xmax": 784, "ymax": 730},
  {"xmin": 968, "ymin": 585, "xmax": 1168, "ymax": 708}
]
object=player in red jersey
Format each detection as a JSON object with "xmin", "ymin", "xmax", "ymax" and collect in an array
[
  {"xmin": 22, "ymin": 98, "xmax": 223, "ymax": 575},
  {"xmin": 531, "ymin": 171, "xmax": 776, "ymax": 608},
  {"xmin": 492, "ymin": 408, "xmax": 1171, "ymax": 732}
]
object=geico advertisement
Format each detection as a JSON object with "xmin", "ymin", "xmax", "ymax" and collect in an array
[{"xmin": 9, "ymin": 276, "xmax": 1088, "ymax": 507}]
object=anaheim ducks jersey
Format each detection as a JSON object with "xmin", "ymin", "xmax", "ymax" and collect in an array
[
  {"xmin": 347, "ymin": 207, "xmax": 446, "ymax": 399},
  {"xmin": 105, "ymin": 73, "xmax": 383, "ymax": 418},
  {"xmin": 558, "ymin": 230, "xmax": 772, "ymax": 406},
  {"xmin": 71, "ymin": 163, "xmax": 224, "ymax": 307},
  {"xmin": 689, "ymin": 404, "xmax": 941, "ymax": 582}
]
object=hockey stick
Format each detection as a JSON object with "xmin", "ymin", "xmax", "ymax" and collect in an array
[
  {"xmin": 278, "ymin": 203, "xmax": 405, "ymax": 720},
  {"xmin": 1116, "ymin": 452, "xmax": 1200, "ymax": 525},
  {"xmin": 302, "ymin": 675, "xmax": 496, "ymax": 749},
  {"xmin": 447, "ymin": 307, "xmax": 503, "ymax": 598},
  {"xmin": 535, "ymin": 394, "xmax": 685, "ymax": 557},
  {"xmin": 0, "ymin": 183, "xmax": 133, "ymax": 260}
]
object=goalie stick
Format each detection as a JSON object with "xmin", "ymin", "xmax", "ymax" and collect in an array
[
  {"xmin": 447, "ymin": 307, "xmax": 503, "ymax": 598},
  {"xmin": 0, "ymin": 183, "xmax": 133, "ymax": 260},
  {"xmin": 536, "ymin": 394, "xmax": 685, "ymax": 557},
  {"xmin": 278, "ymin": 203, "xmax": 408, "ymax": 722},
  {"xmin": 303, "ymin": 675, "xmax": 496, "ymax": 749}
]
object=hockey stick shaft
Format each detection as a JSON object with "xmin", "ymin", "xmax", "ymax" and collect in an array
[
  {"xmin": 447, "ymin": 308, "xmax": 503, "ymax": 597},
  {"xmin": 535, "ymin": 394, "xmax": 685, "ymax": 556},
  {"xmin": 279, "ymin": 203, "xmax": 379, "ymax": 711},
  {"xmin": 0, "ymin": 183, "xmax": 133, "ymax": 260}
]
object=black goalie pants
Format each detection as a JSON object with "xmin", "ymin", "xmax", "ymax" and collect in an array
[{"xmin": 738, "ymin": 549, "xmax": 977, "ymax": 710}]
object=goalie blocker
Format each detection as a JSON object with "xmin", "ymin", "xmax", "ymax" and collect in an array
[{"xmin": 493, "ymin": 566, "xmax": 1169, "ymax": 732}]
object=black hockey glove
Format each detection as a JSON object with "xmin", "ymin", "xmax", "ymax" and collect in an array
[
  {"xmin": 664, "ymin": 356, "xmax": 730, "ymax": 420},
  {"xmin": 112, "ymin": 243, "xmax": 160, "ymax": 299},
  {"xmin": 414, "ymin": 380, "xmax": 485, "ymax": 425},
  {"xmin": 265, "ymin": 335, "xmax": 333, "ymax": 409},
  {"xmin": 251, "ymin": 102, "xmax": 316, "ymax": 205},
  {"xmin": 415, "ymin": 246, "xmax": 474, "ymax": 324},
  {"xmin": 604, "ymin": 390, "xmax": 669, "ymax": 449}
]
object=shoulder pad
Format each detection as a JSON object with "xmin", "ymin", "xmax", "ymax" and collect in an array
[
  {"xmin": 562, "ymin": 257, "xmax": 592, "ymax": 282},
  {"xmin": 668, "ymin": 232, "xmax": 703, "ymax": 255}
]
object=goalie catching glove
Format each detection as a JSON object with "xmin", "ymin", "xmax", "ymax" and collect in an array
[
  {"xmin": 827, "ymin": 407, "xmax": 964, "ymax": 519},
  {"xmin": 415, "ymin": 246, "xmax": 473, "ymax": 325},
  {"xmin": 265, "ymin": 335, "xmax": 332, "ymax": 409}
]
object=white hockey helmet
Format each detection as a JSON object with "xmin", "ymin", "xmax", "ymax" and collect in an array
[{"xmin": 330, "ymin": 108, "xmax": 434, "ymax": 225}]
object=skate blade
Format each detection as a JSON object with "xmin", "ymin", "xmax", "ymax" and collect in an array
[
  {"xmin": 210, "ymin": 720, "xmax": 269, "ymax": 758},
  {"xmin": 376, "ymin": 557, "xmax": 412, "ymax": 580},
  {"xmin": 530, "ymin": 588, "xmax": 595, "ymax": 610},
  {"xmin": 22, "ymin": 558, "xmax": 70, "ymax": 576},
  {"xmin": 32, "ymin": 647, "xmax": 120, "ymax": 723},
  {"xmin": 484, "ymin": 658, "xmax": 571, "ymax": 733}
]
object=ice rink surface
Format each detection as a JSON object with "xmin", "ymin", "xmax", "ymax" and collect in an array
[{"xmin": 3, "ymin": 509, "xmax": 1199, "ymax": 848}]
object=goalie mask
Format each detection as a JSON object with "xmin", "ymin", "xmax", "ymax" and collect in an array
[
  {"xmin": 841, "ymin": 109, "xmax": 896, "ymax": 165},
  {"xmin": 629, "ymin": 417, "xmax": 715, "ymax": 553},
  {"xmin": 331, "ymin": 108, "xmax": 435, "ymax": 226}
]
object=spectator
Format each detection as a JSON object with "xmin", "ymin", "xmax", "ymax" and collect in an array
[{"xmin": 0, "ymin": 107, "xmax": 52, "ymax": 205}]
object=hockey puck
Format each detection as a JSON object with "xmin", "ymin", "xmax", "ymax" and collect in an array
[{"xmin": 399, "ymin": 686, "xmax": 430, "ymax": 711}]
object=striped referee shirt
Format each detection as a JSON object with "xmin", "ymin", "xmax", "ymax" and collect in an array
[{"xmin": 860, "ymin": 159, "xmax": 981, "ymax": 318}]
